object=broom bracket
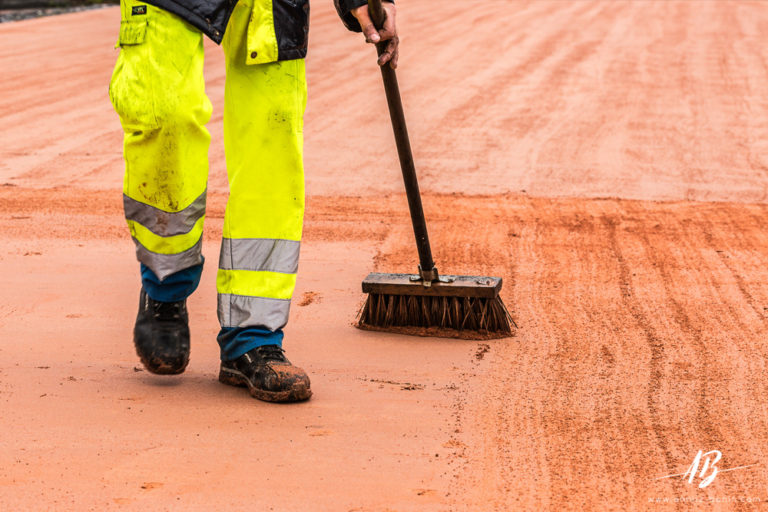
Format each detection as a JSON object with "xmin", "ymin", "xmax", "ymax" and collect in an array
[{"xmin": 409, "ymin": 266, "xmax": 456, "ymax": 287}]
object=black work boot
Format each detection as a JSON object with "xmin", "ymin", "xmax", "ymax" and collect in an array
[
  {"xmin": 133, "ymin": 289, "xmax": 190, "ymax": 375},
  {"xmin": 219, "ymin": 345, "xmax": 312, "ymax": 403}
]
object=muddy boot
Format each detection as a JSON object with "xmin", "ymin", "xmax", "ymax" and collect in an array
[
  {"xmin": 133, "ymin": 289, "xmax": 190, "ymax": 375},
  {"xmin": 219, "ymin": 345, "xmax": 312, "ymax": 403}
]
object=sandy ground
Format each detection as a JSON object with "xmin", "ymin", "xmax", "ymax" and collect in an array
[{"xmin": 2, "ymin": 1, "xmax": 768, "ymax": 510}]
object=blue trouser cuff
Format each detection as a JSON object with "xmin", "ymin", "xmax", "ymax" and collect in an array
[
  {"xmin": 217, "ymin": 327, "xmax": 284, "ymax": 361},
  {"xmin": 141, "ymin": 259, "xmax": 204, "ymax": 302}
]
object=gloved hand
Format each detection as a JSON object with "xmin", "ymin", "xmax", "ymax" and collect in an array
[{"xmin": 350, "ymin": 2, "xmax": 398, "ymax": 69}]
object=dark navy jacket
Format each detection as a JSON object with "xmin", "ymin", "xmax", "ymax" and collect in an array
[{"xmin": 140, "ymin": 0, "xmax": 379, "ymax": 60}]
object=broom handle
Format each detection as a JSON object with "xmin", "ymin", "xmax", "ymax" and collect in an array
[{"xmin": 368, "ymin": 0, "xmax": 437, "ymax": 279}]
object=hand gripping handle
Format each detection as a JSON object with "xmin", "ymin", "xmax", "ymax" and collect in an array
[{"xmin": 367, "ymin": 0, "xmax": 386, "ymax": 29}]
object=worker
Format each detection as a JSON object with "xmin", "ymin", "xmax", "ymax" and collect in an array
[{"xmin": 108, "ymin": 0, "xmax": 398, "ymax": 402}]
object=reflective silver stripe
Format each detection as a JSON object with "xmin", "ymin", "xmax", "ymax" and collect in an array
[
  {"xmin": 218, "ymin": 238, "xmax": 300, "ymax": 274},
  {"xmin": 218, "ymin": 294, "xmax": 291, "ymax": 331},
  {"xmin": 124, "ymin": 190, "xmax": 206, "ymax": 237},
  {"xmin": 133, "ymin": 236, "xmax": 203, "ymax": 281}
]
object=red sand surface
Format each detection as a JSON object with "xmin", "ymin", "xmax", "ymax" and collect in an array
[{"xmin": 2, "ymin": 1, "xmax": 768, "ymax": 510}]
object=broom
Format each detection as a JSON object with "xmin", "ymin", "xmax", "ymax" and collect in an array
[{"xmin": 356, "ymin": 0, "xmax": 516, "ymax": 340}]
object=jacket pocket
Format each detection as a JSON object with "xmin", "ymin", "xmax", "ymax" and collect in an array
[{"xmin": 273, "ymin": 0, "xmax": 309, "ymax": 60}]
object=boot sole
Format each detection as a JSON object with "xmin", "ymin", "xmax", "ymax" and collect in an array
[
  {"xmin": 138, "ymin": 353, "xmax": 189, "ymax": 375},
  {"xmin": 218, "ymin": 366, "xmax": 312, "ymax": 403}
]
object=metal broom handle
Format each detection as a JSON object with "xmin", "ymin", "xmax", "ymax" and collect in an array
[{"xmin": 368, "ymin": 0, "xmax": 438, "ymax": 281}]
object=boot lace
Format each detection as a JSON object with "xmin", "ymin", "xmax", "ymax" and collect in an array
[
  {"xmin": 255, "ymin": 345, "xmax": 287, "ymax": 363},
  {"xmin": 150, "ymin": 299, "xmax": 184, "ymax": 321}
]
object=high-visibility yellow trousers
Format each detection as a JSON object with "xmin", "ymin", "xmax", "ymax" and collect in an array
[{"xmin": 109, "ymin": 0, "xmax": 307, "ymax": 358}]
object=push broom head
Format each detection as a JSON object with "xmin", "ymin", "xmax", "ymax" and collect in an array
[{"xmin": 357, "ymin": 272, "xmax": 516, "ymax": 340}]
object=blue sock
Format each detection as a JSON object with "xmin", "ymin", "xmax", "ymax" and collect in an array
[
  {"xmin": 141, "ymin": 259, "xmax": 204, "ymax": 302},
  {"xmin": 217, "ymin": 327, "xmax": 284, "ymax": 361}
]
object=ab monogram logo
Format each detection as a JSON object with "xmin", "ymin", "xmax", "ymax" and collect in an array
[{"xmin": 657, "ymin": 450, "xmax": 758, "ymax": 488}]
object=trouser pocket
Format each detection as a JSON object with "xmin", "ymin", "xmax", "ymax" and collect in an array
[
  {"xmin": 109, "ymin": 0, "xmax": 155, "ymax": 128},
  {"xmin": 118, "ymin": 0, "xmax": 149, "ymax": 46}
]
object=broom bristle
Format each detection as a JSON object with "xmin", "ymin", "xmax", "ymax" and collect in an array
[{"xmin": 357, "ymin": 293, "xmax": 517, "ymax": 340}]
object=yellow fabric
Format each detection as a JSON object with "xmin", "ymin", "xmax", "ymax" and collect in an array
[
  {"xmin": 246, "ymin": 0, "xmax": 279, "ymax": 65},
  {"xmin": 217, "ymin": 269, "xmax": 297, "ymax": 300},
  {"xmin": 109, "ymin": 0, "xmax": 211, "ymax": 217},
  {"xmin": 115, "ymin": 0, "xmax": 147, "ymax": 47},
  {"xmin": 127, "ymin": 218, "xmax": 205, "ymax": 255},
  {"xmin": 110, "ymin": 0, "xmax": 306, "ymax": 308},
  {"xmin": 222, "ymin": 0, "xmax": 306, "ymax": 242}
]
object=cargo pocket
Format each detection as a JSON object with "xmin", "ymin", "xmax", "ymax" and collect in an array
[
  {"xmin": 118, "ymin": 19, "xmax": 148, "ymax": 46},
  {"xmin": 273, "ymin": 0, "xmax": 309, "ymax": 61},
  {"xmin": 116, "ymin": 0, "xmax": 150, "ymax": 47},
  {"xmin": 109, "ymin": 0, "xmax": 157, "ymax": 130}
]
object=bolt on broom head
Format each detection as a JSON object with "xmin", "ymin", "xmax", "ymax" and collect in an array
[{"xmin": 356, "ymin": 273, "xmax": 516, "ymax": 340}]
